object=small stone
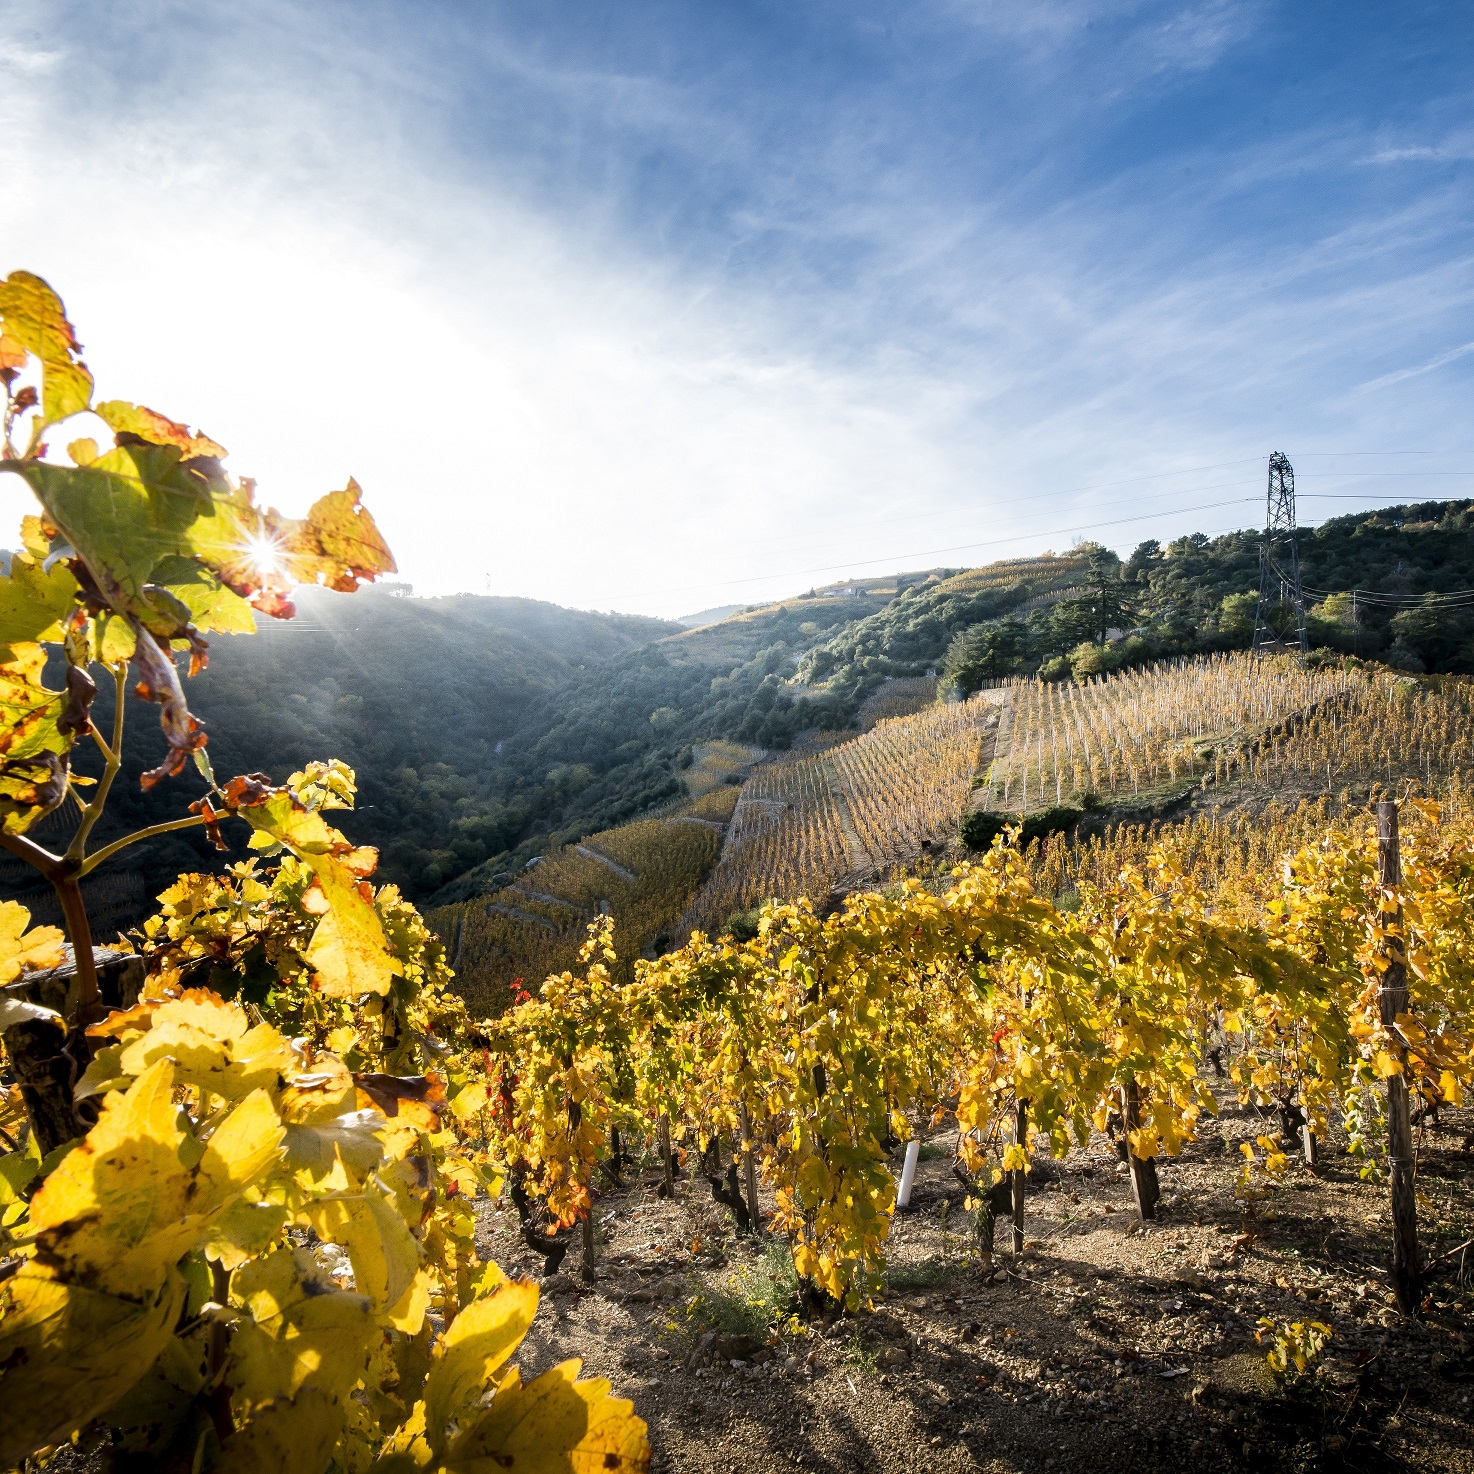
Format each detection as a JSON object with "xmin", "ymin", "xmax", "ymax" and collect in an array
[
  {"xmin": 880, "ymin": 1346, "xmax": 911, "ymax": 1369},
  {"xmin": 784, "ymin": 1355, "xmax": 802, "ymax": 1372},
  {"xmin": 652, "ymin": 1347, "xmax": 671, "ymax": 1361}
]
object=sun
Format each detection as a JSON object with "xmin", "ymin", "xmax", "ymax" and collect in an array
[{"xmin": 240, "ymin": 531, "xmax": 284, "ymax": 578}]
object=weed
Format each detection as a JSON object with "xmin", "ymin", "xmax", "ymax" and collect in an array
[
  {"xmin": 684, "ymin": 1239, "xmax": 801, "ymax": 1340},
  {"xmin": 1256, "ymin": 1318, "xmax": 1333, "ymax": 1383},
  {"xmin": 842, "ymin": 1332, "xmax": 879, "ymax": 1376}
]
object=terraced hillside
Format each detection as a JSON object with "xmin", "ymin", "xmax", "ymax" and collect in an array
[
  {"xmin": 981, "ymin": 651, "xmax": 1474, "ymax": 814},
  {"xmin": 431, "ymin": 786, "xmax": 739, "ymax": 1014},
  {"xmin": 680, "ymin": 691, "xmax": 1003, "ymax": 934}
]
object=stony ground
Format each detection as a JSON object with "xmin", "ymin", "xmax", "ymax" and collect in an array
[{"xmin": 477, "ymin": 1088, "xmax": 1474, "ymax": 1474}]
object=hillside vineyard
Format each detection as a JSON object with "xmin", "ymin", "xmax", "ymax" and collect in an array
[{"xmin": 683, "ymin": 693, "xmax": 1002, "ymax": 932}]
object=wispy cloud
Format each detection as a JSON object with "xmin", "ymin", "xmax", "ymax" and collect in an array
[
  {"xmin": 1, "ymin": 1, "xmax": 1471, "ymax": 616},
  {"xmin": 1358, "ymin": 340, "xmax": 1474, "ymax": 393}
]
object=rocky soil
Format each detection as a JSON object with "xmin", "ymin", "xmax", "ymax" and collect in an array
[{"xmin": 476, "ymin": 1086, "xmax": 1474, "ymax": 1474}]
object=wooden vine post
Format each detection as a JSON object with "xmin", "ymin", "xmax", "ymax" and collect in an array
[
  {"xmin": 739, "ymin": 1100, "xmax": 762, "ymax": 1235},
  {"xmin": 659, "ymin": 1114, "xmax": 675, "ymax": 1194},
  {"xmin": 1011, "ymin": 1098, "xmax": 1027, "ymax": 1253},
  {"xmin": 1376, "ymin": 801, "xmax": 1421, "ymax": 1316},
  {"xmin": 1122, "ymin": 1078, "xmax": 1160, "ymax": 1221}
]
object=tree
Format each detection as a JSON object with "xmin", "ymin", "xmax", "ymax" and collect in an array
[
  {"xmin": 1216, "ymin": 591, "xmax": 1259, "ymax": 644},
  {"xmin": 942, "ymin": 617, "xmax": 1025, "ymax": 694},
  {"xmin": 1082, "ymin": 545, "xmax": 1135, "ymax": 643},
  {"xmin": 1391, "ymin": 595, "xmax": 1471, "ymax": 671},
  {"xmin": 1126, "ymin": 539, "xmax": 1161, "ymax": 582}
]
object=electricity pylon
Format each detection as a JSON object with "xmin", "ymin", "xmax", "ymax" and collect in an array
[{"xmin": 1251, "ymin": 451, "xmax": 1308, "ymax": 655}]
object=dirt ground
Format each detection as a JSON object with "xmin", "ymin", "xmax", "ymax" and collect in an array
[{"xmin": 477, "ymin": 1087, "xmax": 1474, "ymax": 1474}]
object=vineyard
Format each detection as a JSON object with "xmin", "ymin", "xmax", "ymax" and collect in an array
[
  {"xmin": 982, "ymin": 651, "xmax": 1474, "ymax": 812},
  {"xmin": 3, "ymin": 271, "xmax": 1473, "ymax": 1474},
  {"xmin": 853, "ymin": 674, "xmax": 939, "ymax": 729},
  {"xmin": 430, "ymin": 792, "xmax": 737, "ymax": 1013},
  {"xmin": 681, "ymin": 691, "xmax": 1002, "ymax": 932}
]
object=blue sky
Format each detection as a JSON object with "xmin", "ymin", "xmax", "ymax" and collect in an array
[{"xmin": 2, "ymin": 1, "xmax": 1472, "ymax": 616}]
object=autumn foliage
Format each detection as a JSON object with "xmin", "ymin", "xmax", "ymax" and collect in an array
[{"xmin": 0, "ymin": 273, "xmax": 649, "ymax": 1472}]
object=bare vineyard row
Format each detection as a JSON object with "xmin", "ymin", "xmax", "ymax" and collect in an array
[
  {"xmin": 989, "ymin": 652, "xmax": 1459, "ymax": 810},
  {"xmin": 681, "ymin": 692, "xmax": 1000, "ymax": 932}
]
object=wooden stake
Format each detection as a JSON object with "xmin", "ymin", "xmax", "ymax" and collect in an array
[
  {"xmin": 1376, "ymin": 801, "xmax": 1421, "ymax": 1316},
  {"xmin": 1122, "ymin": 1079, "xmax": 1160, "ymax": 1222},
  {"xmin": 659, "ymin": 1115, "xmax": 674, "ymax": 1194},
  {"xmin": 739, "ymin": 1101, "xmax": 762, "ymax": 1236},
  {"xmin": 581, "ymin": 1208, "xmax": 596, "ymax": 1283},
  {"xmin": 1011, "ymin": 1098, "xmax": 1027, "ymax": 1254}
]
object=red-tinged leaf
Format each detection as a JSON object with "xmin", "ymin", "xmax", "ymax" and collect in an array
[
  {"xmin": 278, "ymin": 480, "xmax": 397, "ymax": 594},
  {"xmin": 94, "ymin": 399, "xmax": 227, "ymax": 460}
]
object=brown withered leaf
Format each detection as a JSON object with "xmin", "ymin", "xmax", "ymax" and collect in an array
[
  {"xmin": 131, "ymin": 625, "xmax": 207, "ymax": 790},
  {"xmin": 355, "ymin": 1073, "xmax": 446, "ymax": 1131}
]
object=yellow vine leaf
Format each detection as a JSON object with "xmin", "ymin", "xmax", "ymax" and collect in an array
[
  {"xmin": 0, "ymin": 1264, "xmax": 184, "ymax": 1466},
  {"xmin": 206, "ymin": 1198, "xmax": 291, "ymax": 1270},
  {"xmin": 227, "ymin": 1248, "xmax": 376, "ymax": 1412},
  {"xmin": 423, "ymin": 1279, "xmax": 540, "ymax": 1448},
  {"xmin": 304, "ymin": 856, "xmax": 398, "ymax": 997},
  {"xmin": 388, "ymin": 1265, "xmax": 436, "ymax": 1335},
  {"xmin": 0, "ymin": 270, "xmax": 93, "ymax": 426},
  {"xmin": 443, "ymin": 1359, "xmax": 650, "ymax": 1474},
  {"xmin": 94, "ymin": 399, "xmax": 227, "ymax": 460},
  {"xmin": 26, "ymin": 1059, "xmax": 273, "ymax": 1294},
  {"xmin": 0, "ymin": 642, "xmax": 70, "ymax": 835},
  {"xmin": 198, "ymin": 1088, "xmax": 286, "ymax": 1196},
  {"xmin": 114, "ymin": 989, "xmax": 249, "ymax": 1094},
  {"xmin": 211, "ymin": 1387, "xmax": 344, "ymax": 1474},
  {"xmin": 1371, "ymin": 1049, "xmax": 1403, "ymax": 1080},
  {"xmin": 0, "ymin": 554, "xmax": 78, "ymax": 647},
  {"xmin": 301, "ymin": 1186, "xmax": 421, "ymax": 1315},
  {"xmin": 0, "ymin": 899, "xmax": 65, "ymax": 984}
]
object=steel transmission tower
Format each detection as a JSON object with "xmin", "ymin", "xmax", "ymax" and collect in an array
[{"xmin": 1251, "ymin": 451, "xmax": 1308, "ymax": 655}]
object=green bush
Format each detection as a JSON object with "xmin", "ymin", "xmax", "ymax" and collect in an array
[
  {"xmin": 959, "ymin": 810, "xmax": 1007, "ymax": 852},
  {"xmin": 961, "ymin": 806, "xmax": 1083, "ymax": 852},
  {"xmin": 723, "ymin": 907, "xmax": 763, "ymax": 941}
]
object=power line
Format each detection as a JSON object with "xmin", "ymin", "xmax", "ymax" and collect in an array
[
  {"xmin": 614, "ymin": 477, "xmax": 1474, "ymax": 606},
  {"xmin": 615, "ymin": 497, "xmax": 1264, "ymax": 598},
  {"xmin": 1301, "ymin": 584, "xmax": 1474, "ymax": 607}
]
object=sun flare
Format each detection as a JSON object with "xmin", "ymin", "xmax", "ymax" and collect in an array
[{"xmin": 241, "ymin": 531, "xmax": 284, "ymax": 578}]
